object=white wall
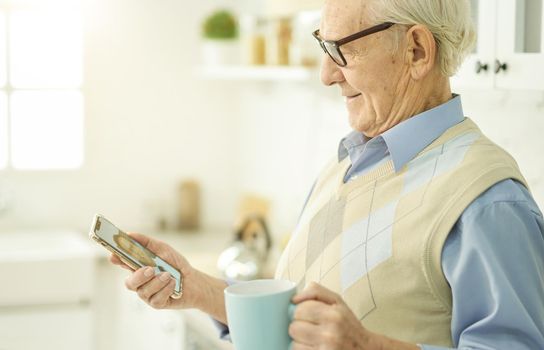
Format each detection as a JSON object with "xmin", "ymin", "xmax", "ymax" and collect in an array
[
  {"xmin": 459, "ymin": 89, "xmax": 544, "ymax": 205},
  {"xmin": 0, "ymin": 0, "xmax": 543, "ymax": 243}
]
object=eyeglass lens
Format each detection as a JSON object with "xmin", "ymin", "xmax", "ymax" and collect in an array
[{"xmin": 323, "ymin": 42, "xmax": 344, "ymax": 66}]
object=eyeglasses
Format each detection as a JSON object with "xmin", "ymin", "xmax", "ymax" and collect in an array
[{"xmin": 312, "ymin": 22, "xmax": 395, "ymax": 67}]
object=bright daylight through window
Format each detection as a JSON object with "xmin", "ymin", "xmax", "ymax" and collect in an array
[
  {"xmin": 0, "ymin": 12, "xmax": 6, "ymax": 169},
  {"xmin": 0, "ymin": 0, "xmax": 83, "ymax": 170}
]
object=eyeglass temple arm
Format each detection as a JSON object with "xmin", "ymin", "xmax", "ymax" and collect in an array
[{"xmin": 336, "ymin": 22, "xmax": 395, "ymax": 46}]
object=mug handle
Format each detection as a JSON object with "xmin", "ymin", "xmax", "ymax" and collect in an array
[
  {"xmin": 288, "ymin": 303, "xmax": 297, "ymax": 321},
  {"xmin": 287, "ymin": 303, "xmax": 297, "ymax": 350}
]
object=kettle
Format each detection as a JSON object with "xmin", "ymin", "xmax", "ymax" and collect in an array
[{"xmin": 217, "ymin": 215, "xmax": 272, "ymax": 281}]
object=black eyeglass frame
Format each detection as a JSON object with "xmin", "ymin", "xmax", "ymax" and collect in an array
[{"xmin": 312, "ymin": 22, "xmax": 395, "ymax": 67}]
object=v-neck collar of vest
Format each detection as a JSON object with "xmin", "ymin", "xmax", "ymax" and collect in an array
[
  {"xmin": 334, "ymin": 118, "xmax": 479, "ymax": 199},
  {"xmin": 335, "ymin": 158, "xmax": 395, "ymax": 199}
]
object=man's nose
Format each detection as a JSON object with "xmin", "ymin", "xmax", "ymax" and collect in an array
[{"xmin": 320, "ymin": 55, "xmax": 345, "ymax": 86}]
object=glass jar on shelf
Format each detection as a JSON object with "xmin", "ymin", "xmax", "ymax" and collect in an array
[
  {"xmin": 266, "ymin": 17, "xmax": 293, "ymax": 66},
  {"xmin": 240, "ymin": 15, "xmax": 267, "ymax": 65}
]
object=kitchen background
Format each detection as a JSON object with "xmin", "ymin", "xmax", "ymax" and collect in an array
[{"xmin": 0, "ymin": 0, "xmax": 543, "ymax": 349}]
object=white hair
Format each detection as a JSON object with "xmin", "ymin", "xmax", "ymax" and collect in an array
[{"xmin": 369, "ymin": 0, "xmax": 477, "ymax": 77}]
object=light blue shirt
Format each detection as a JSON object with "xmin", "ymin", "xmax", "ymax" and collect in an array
[{"xmin": 337, "ymin": 95, "xmax": 544, "ymax": 349}]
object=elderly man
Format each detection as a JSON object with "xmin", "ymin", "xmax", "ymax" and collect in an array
[{"xmin": 113, "ymin": 0, "xmax": 544, "ymax": 349}]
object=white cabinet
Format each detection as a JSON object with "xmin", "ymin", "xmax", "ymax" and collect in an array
[
  {"xmin": 496, "ymin": 0, "xmax": 544, "ymax": 89},
  {"xmin": 113, "ymin": 293, "xmax": 234, "ymax": 350},
  {"xmin": 452, "ymin": 0, "xmax": 544, "ymax": 90},
  {"xmin": 0, "ymin": 231, "xmax": 96, "ymax": 350},
  {"xmin": 114, "ymin": 293, "xmax": 185, "ymax": 350},
  {"xmin": 0, "ymin": 306, "xmax": 93, "ymax": 350},
  {"xmin": 451, "ymin": 0, "xmax": 497, "ymax": 89}
]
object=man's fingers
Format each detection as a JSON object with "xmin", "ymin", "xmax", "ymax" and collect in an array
[
  {"xmin": 136, "ymin": 272, "xmax": 172, "ymax": 301},
  {"xmin": 292, "ymin": 282, "xmax": 341, "ymax": 305},
  {"xmin": 292, "ymin": 300, "xmax": 327, "ymax": 324},
  {"xmin": 148, "ymin": 279, "xmax": 176, "ymax": 309},
  {"xmin": 125, "ymin": 266, "xmax": 155, "ymax": 291},
  {"xmin": 290, "ymin": 342, "xmax": 313, "ymax": 350},
  {"xmin": 109, "ymin": 254, "xmax": 132, "ymax": 271},
  {"xmin": 289, "ymin": 319, "xmax": 320, "ymax": 345},
  {"xmin": 109, "ymin": 254, "xmax": 122, "ymax": 265}
]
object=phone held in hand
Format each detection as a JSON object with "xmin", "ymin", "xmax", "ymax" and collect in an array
[{"xmin": 89, "ymin": 214, "xmax": 183, "ymax": 299}]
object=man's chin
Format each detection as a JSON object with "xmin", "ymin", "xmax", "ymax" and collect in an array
[
  {"xmin": 348, "ymin": 114, "xmax": 365, "ymax": 132},
  {"xmin": 348, "ymin": 116, "xmax": 377, "ymax": 137}
]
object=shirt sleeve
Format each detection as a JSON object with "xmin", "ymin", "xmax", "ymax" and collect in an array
[
  {"xmin": 211, "ymin": 318, "xmax": 231, "ymax": 341},
  {"xmin": 420, "ymin": 179, "xmax": 544, "ymax": 350}
]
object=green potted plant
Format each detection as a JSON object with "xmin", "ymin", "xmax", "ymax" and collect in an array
[{"xmin": 201, "ymin": 10, "xmax": 239, "ymax": 66}]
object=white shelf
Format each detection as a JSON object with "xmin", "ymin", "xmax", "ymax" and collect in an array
[{"xmin": 198, "ymin": 65, "xmax": 317, "ymax": 81}]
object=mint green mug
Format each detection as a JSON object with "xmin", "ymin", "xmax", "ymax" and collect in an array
[{"xmin": 224, "ymin": 279, "xmax": 297, "ymax": 350}]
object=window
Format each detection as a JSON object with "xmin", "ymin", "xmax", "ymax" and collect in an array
[
  {"xmin": 0, "ymin": 0, "xmax": 83, "ymax": 170},
  {"xmin": 0, "ymin": 12, "xmax": 6, "ymax": 169},
  {"xmin": 0, "ymin": 11, "xmax": 5, "ymax": 87}
]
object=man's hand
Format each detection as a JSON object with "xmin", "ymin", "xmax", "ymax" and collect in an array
[
  {"xmin": 289, "ymin": 282, "xmax": 371, "ymax": 350},
  {"xmin": 289, "ymin": 282, "xmax": 419, "ymax": 350},
  {"xmin": 110, "ymin": 233, "xmax": 196, "ymax": 309},
  {"xmin": 110, "ymin": 232, "xmax": 229, "ymax": 324}
]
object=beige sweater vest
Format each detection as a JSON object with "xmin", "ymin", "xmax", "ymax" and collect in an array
[{"xmin": 275, "ymin": 119, "xmax": 528, "ymax": 346}]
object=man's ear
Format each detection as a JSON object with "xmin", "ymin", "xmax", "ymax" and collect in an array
[{"xmin": 404, "ymin": 24, "xmax": 437, "ymax": 80}]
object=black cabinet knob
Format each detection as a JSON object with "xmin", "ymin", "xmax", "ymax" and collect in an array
[
  {"xmin": 475, "ymin": 61, "xmax": 488, "ymax": 74},
  {"xmin": 494, "ymin": 60, "xmax": 508, "ymax": 74}
]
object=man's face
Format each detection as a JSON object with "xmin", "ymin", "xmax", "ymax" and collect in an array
[{"xmin": 320, "ymin": 0, "xmax": 408, "ymax": 137}]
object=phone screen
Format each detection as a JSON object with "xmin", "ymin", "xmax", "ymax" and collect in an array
[{"xmin": 92, "ymin": 215, "xmax": 182, "ymax": 295}]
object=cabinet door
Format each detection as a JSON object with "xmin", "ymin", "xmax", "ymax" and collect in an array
[
  {"xmin": 495, "ymin": 0, "xmax": 544, "ymax": 89},
  {"xmin": 0, "ymin": 306, "xmax": 93, "ymax": 350},
  {"xmin": 115, "ymin": 293, "xmax": 184, "ymax": 350},
  {"xmin": 451, "ymin": 0, "xmax": 497, "ymax": 90}
]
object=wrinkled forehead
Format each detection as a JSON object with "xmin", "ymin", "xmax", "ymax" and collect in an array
[{"xmin": 320, "ymin": 0, "xmax": 373, "ymax": 40}]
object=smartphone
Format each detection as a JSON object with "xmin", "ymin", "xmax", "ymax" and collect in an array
[{"xmin": 89, "ymin": 214, "xmax": 182, "ymax": 298}]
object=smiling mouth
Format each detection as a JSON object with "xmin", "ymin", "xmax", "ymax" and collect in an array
[{"xmin": 345, "ymin": 93, "xmax": 362, "ymax": 101}]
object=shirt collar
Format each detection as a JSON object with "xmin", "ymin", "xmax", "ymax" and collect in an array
[
  {"xmin": 337, "ymin": 130, "xmax": 368, "ymax": 161},
  {"xmin": 338, "ymin": 95, "xmax": 465, "ymax": 172}
]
